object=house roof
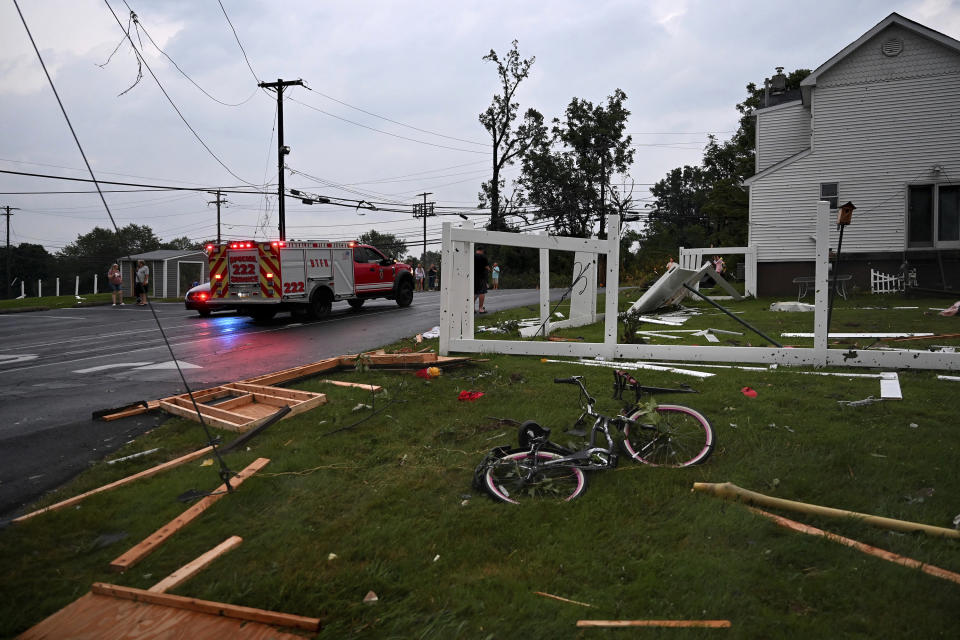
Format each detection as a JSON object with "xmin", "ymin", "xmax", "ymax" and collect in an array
[
  {"xmin": 800, "ymin": 12, "xmax": 960, "ymax": 92},
  {"xmin": 122, "ymin": 250, "xmax": 204, "ymax": 261},
  {"xmin": 743, "ymin": 148, "xmax": 811, "ymax": 186}
]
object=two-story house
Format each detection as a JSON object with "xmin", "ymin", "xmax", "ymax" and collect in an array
[{"xmin": 744, "ymin": 13, "xmax": 960, "ymax": 296}]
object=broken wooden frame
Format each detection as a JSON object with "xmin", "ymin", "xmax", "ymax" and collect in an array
[
  {"xmin": 439, "ymin": 206, "xmax": 960, "ymax": 371},
  {"xmin": 159, "ymin": 383, "xmax": 326, "ymax": 433}
]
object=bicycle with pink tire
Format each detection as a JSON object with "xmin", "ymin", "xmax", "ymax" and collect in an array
[{"xmin": 475, "ymin": 372, "xmax": 715, "ymax": 504}]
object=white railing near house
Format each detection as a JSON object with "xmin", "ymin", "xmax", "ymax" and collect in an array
[
  {"xmin": 870, "ymin": 269, "xmax": 904, "ymax": 294},
  {"xmin": 678, "ymin": 246, "xmax": 757, "ymax": 297}
]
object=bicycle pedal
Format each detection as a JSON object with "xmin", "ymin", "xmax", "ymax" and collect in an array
[{"xmin": 565, "ymin": 429, "xmax": 587, "ymax": 437}]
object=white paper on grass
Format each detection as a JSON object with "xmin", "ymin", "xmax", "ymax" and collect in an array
[{"xmin": 879, "ymin": 372, "xmax": 902, "ymax": 399}]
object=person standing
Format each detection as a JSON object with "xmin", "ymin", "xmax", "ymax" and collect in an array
[
  {"xmin": 666, "ymin": 256, "xmax": 675, "ymax": 270},
  {"xmin": 135, "ymin": 260, "xmax": 150, "ymax": 306},
  {"xmin": 107, "ymin": 263, "xmax": 124, "ymax": 306},
  {"xmin": 474, "ymin": 246, "xmax": 490, "ymax": 313},
  {"xmin": 427, "ymin": 263, "xmax": 437, "ymax": 291},
  {"xmin": 491, "ymin": 262, "xmax": 501, "ymax": 290},
  {"xmin": 414, "ymin": 264, "xmax": 425, "ymax": 292}
]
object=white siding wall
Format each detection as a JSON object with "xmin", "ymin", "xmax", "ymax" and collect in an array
[
  {"xmin": 755, "ymin": 102, "xmax": 810, "ymax": 173},
  {"xmin": 749, "ymin": 32, "xmax": 960, "ymax": 263}
]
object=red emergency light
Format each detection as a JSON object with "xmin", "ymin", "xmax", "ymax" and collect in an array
[
  {"xmin": 214, "ymin": 274, "xmax": 222, "ymax": 280},
  {"xmin": 205, "ymin": 244, "xmax": 214, "ymax": 253},
  {"xmin": 266, "ymin": 273, "xmax": 274, "ymax": 278}
]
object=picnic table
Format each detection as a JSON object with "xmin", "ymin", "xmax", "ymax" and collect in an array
[{"xmin": 792, "ymin": 274, "xmax": 852, "ymax": 301}]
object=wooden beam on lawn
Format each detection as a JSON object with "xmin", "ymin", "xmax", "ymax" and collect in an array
[
  {"xmin": 748, "ymin": 507, "xmax": 960, "ymax": 586},
  {"xmin": 13, "ymin": 446, "xmax": 215, "ymax": 524},
  {"xmin": 110, "ymin": 457, "xmax": 269, "ymax": 572},
  {"xmin": 91, "ymin": 583, "xmax": 320, "ymax": 631},
  {"xmin": 149, "ymin": 536, "xmax": 243, "ymax": 593},
  {"xmin": 693, "ymin": 482, "xmax": 960, "ymax": 539},
  {"xmin": 321, "ymin": 380, "xmax": 383, "ymax": 392},
  {"xmin": 227, "ymin": 383, "xmax": 314, "ymax": 400},
  {"xmin": 577, "ymin": 620, "xmax": 732, "ymax": 628},
  {"xmin": 158, "ymin": 401, "xmax": 248, "ymax": 432},
  {"xmin": 243, "ymin": 357, "xmax": 341, "ymax": 386}
]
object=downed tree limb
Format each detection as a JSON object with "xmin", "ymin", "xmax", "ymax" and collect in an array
[
  {"xmin": 692, "ymin": 482, "xmax": 960, "ymax": 539},
  {"xmin": 13, "ymin": 446, "xmax": 215, "ymax": 524},
  {"xmin": 577, "ymin": 620, "xmax": 731, "ymax": 628},
  {"xmin": 748, "ymin": 507, "xmax": 960, "ymax": 586}
]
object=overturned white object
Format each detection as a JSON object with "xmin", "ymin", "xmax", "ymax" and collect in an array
[
  {"xmin": 421, "ymin": 326, "xmax": 440, "ymax": 339},
  {"xmin": 770, "ymin": 301, "xmax": 815, "ymax": 312},
  {"xmin": 879, "ymin": 372, "xmax": 902, "ymax": 399}
]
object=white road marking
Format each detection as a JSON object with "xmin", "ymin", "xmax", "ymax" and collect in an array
[
  {"xmin": 73, "ymin": 362, "xmax": 154, "ymax": 373},
  {"xmin": 0, "ymin": 315, "xmax": 88, "ymax": 320},
  {"xmin": 0, "ymin": 354, "xmax": 38, "ymax": 365},
  {"xmin": 134, "ymin": 361, "xmax": 201, "ymax": 370}
]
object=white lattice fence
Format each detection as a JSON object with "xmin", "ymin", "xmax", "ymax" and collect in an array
[{"xmin": 871, "ymin": 269, "xmax": 903, "ymax": 294}]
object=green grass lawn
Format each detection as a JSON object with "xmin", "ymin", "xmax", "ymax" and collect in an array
[
  {"xmin": 0, "ymin": 293, "xmax": 182, "ymax": 312},
  {"xmin": 1, "ymin": 293, "xmax": 958, "ymax": 638}
]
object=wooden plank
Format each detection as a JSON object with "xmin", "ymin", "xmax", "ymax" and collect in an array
[
  {"xmin": 322, "ymin": 380, "xmax": 384, "ymax": 392},
  {"xmin": 243, "ymin": 357, "xmax": 341, "ymax": 385},
  {"xmin": 159, "ymin": 401, "xmax": 248, "ymax": 431},
  {"xmin": 149, "ymin": 536, "xmax": 244, "ymax": 593},
  {"xmin": 101, "ymin": 405, "xmax": 150, "ymax": 421},
  {"xmin": 211, "ymin": 394, "xmax": 256, "ymax": 411},
  {"xmin": 95, "ymin": 586, "xmax": 313, "ymax": 633},
  {"xmin": 227, "ymin": 382, "xmax": 313, "ymax": 401},
  {"xmin": 577, "ymin": 620, "xmax": 732, "ymax": 628},
  {"xmin": 249, "ymin": 393, "xmax": 296, "ymax": 408},
  {"xmin": 110, "ymin": 457, "xmax": 270, "ymax": 572},
  {"xmin": 13, "ymin": 446, "xmax": 215, "ymax": 524},
  {"xmin": 282, "ymin": 394, "xmax": 326, "ymax": 417},
  {"xmin": 169, "ymin": 399, "xmax": 259, "ymax": 426},
  {"xmin": 18, "ymin": 592, "xmax": 309, "ymax": 640},
  {"xmin": 91, "ymin": 583, "xmax": 320, "ymax": 631}
]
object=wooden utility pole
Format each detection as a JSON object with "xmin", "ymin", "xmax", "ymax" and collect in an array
[
  {"xmin": 207, "ymin": 191, "xmax": 228, "ymax": 244},
  {"xmin": 258, "ymin": 78, "xmax": 304, "ymax": 241},
  {"xmin": 412, "ymin": 192, "xmax": 434, "ymax": 263},
  {"xmin": 2, "ymin": 206, "xmax": 19, "ymax": 299}
]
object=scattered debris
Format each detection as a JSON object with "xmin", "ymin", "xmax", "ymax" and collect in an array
[
  {"xmin": 838, "ymin": 396, "xmax": 882, "ymax": 407},
  {"xmin": 741, "ymin": 387, "xmax": 757, "ymax": 398},
  {"xmin": 415, "ymin": 367, "xmax": 441, "ymax": 379},
  {"xmin": 200, "ymin": 459, "xmax": 213, "ymax": 467},
  {"xmin": 781, "ymin": 332, "xmax": 934, "ymax": 338},
  {"xmin": 577, "ymin": 620, "xmax": 732, "ymax": 629},
  {"xmin": 770, "ymin": 301, "xmax": 815, "ymax": 312},
  {"xmin": 937, "ymin": 375, "xmax": 960, "ymax": 382},
  {"xmin": 879, "ymin": 372, "xmax": 902, "ymax": 399},
  {"xmin": 322, "ymin": 380, "xmax": 384, "ymax": 392},
  {"xmin": 106, "ymin": 448, "xmax": 160, "ymax": 465},
  {"xmin": 541, "ymin": 358, "xmax": 714, "ymax": 379},
  {"xmin": 554, "ymin": 311, "xmax": 565, "ymax": 319},
  {"xmin": 160, "ymin": 383, "xmax": 326, "ymax": 433},
  {"xmin": 421, "ymin": 326, "xmax": 440, "ymax": 339},
  {"xmin": 433, "ymin": 554, "xmax": 440, "ymax": 562},
  {"xmin": 747, "ymin": 507, "xmax": 960, "ymax": 586},
  {"xmin": 939, "ymin": 301, "xmax": 960, "ymax": 317},
  {"xmin": 149, "ymin": 536, "xmax": 243, "ymax": 594},
  {"xmin": 328, "ymin": 553, "xmax": 338, "ymax": 561},
  {"xmin": 363, "ymin": 591, "xmax": 379, "ymax": 604},
  {"xmin": 909, "ymin": 423, "xmax": 919, "ymax": 429},
  {"xmin": 458, "ymin": 391, "xmax": 485, "ymax": 401},
  {"xmin": 534, "ymin": 591, "xmax": 595, "ymax": 608},
  {"xmin": 352, "ymin": 403, "xmax": 373, "ymax": 412},
  {"xmin": 547, "ymin": 335, "xmax": 583, "ymax": 342},
  {"xmin": 692, "ymin": 481, "xmax": 960, "ymax": 539},
  {"xmin": 904, "ymin": 488, "xmax": 935, "ymax": 504}
]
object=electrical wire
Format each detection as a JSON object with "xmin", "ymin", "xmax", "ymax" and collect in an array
[
  {"xmin": 217, "ymin": 0, "xmax": 260, "ymax": 83},
  {"xmin": 15, "ymin": 0, "xmax": 235, "ymax": 489},
  {"xmin": 0, "ymin": 168, "xmax": 269, "ymax": 194},
  {"xmin": 102, "ymin": 1, "xmax": 259, "ymax": 186}
]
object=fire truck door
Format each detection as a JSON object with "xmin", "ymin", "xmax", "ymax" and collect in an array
[
  {"xmin": 331, "ymin": 249, "xmax": 354, "ymax": 296},
  {"xmin": 280, "ymin": 249, "xmax": 307, "ymax": 297}
]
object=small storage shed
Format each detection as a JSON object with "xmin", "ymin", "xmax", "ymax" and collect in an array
[{"xmin": 120, "ymin": 250, "xmax": 208, "ymax": 299}]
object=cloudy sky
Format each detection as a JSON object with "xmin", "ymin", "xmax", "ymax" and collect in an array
[{"xmin": 1, "ymin": 0, "xmax": 958, "ymax": 256}]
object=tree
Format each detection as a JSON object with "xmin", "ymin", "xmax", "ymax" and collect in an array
[
  {"xmin": 59, "ymin": 223, "xmax": 163, "ymax": 262},
  {"xmin": 3, "ymin": 243, "xmax": 55, "ymax": 297},
  {"xmin": 520, "ymin": 89, "xmax": 635, "ymax": 238},
  {"xmin": 359, "ymin": 230, "xmax": 407, "ymax": 261},
  {"xmin": 478, "ymin": 40, "xmax": 547, "ymax": 231},
  {"xmin": 161, "ymin": 236, "xmax": 202, "ymax": 251}
]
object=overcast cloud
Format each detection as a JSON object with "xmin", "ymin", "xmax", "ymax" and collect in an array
[{"xmin": 1, "ymin": 0, "xmax": 958, "ymax": 254}]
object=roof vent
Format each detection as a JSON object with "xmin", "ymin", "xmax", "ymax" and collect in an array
[{"xmin": 881, "ymin": 37, "xmax": 903, "ymax": 57}]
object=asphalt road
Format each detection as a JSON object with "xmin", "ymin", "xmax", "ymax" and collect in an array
[{"xmin": 0, "ymin": 288, "xmax": 560, "ymax": 517}]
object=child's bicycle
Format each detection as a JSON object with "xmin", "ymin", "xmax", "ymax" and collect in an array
[{"xmin": 474, "ymin": 371, "xmax": 715, "ymax": 504}]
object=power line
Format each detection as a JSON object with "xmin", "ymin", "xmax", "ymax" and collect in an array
[
  {"xmin": 217, "ymin": 0, "xmax": 260, "ymax": 83},
  {"xmin": 0, "ymin": 168, "xmax": 270, "ymax": 194},
  {"xmin": 302, "ymin": 85, "xmax": 488, "ymax": 146},
  {"xmin": 103, "ymin": 1, "xmax": 258, "ymax": 186},
  {"xmin": 287, "ymin": 96, "xmax": 490, "ymax": 155}
]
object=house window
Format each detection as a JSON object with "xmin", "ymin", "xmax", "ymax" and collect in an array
[
  {"xmin": 820, "ymin": 182, "xmax": 839, "ymax": 210},
  {"xmin": 908, "ymin": 184, "xmax": 959, "ymax": 248}
]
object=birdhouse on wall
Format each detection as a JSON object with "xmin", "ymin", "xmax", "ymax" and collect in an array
[{"xmin": 837, "ymin": 201, "xmax": 856, "ymax": 226}]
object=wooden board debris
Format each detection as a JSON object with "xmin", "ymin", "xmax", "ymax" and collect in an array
[
  {"xmin": 13, "ymin": 446, "xmax": 215, "ymax": 524},
  {"xmin": 322, "ymin": 380, "xmax": 384, "ymax": 392},
  {"xmin": 110, "ymin": 458, "xmax": 269, "ymax": 572},
  {"xmin": 149, "ymin": 536, "xmax": 243, "ymax": 593},
  {"xmin": 577, "ymin": 619, "xmax": 732, "ymax": 628},
  {"xmin": 159, "ymin": 384, "xmax": 325, "ymax": 433},
  {"xmin": 17, "ymin": 591, "xmax": 312, "ymax": 640}
]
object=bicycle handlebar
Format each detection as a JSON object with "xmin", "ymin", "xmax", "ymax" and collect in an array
[{"xmin": 554, "ymin": 377, "xmax": 580, "ymax": 384}]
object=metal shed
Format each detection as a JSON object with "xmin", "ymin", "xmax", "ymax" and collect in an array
[{"xmin": 120, "ymin": 250, "xmax": 208, "ymax": 300}]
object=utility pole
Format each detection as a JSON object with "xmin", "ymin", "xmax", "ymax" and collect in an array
[
  {"xmin": 2, "ymin": 206, "xmax": 19, "ymax": 300},
  {"xmin": 258, "ymin": 78, "xmax": 304, "ymax": 241},
  {"xmin": 207, "ymin": 190, "xmax": 228, "ymax": 244},
  {"xmin": 412, "ymin": 192, "xmax": 434, "ymax": 264}
]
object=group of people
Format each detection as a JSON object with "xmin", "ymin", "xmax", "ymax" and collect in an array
[
  {"xmin": 664, "ymin": 255, "xmax": 725, "ymax": 275},
  {"xmin": 105, "ymin": 260, "xmax": 150, "ymax": 306},
  {"xmin": 413, "ymin": 263, "xmax": 439, "ymax": 292}
]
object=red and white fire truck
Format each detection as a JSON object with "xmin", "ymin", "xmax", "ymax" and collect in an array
[{"xmin": 205, "ymin": 240, "xmax": 415, "ymax": 321}]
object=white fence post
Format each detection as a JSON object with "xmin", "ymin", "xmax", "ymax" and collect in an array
[
  {"xmin": 20, "ymin": 281, "xmax": 25, "ymax": 298},
  {"xmin": 439, "ymin": 221, "xmax": 454, "ymax": 356},
  {"xmin": 603, "ymin": 214, "xmax": 621, "ymax": 359},
  {"xmin": 93, "ymin": 273, "xmax": 98, "ymax": 294},
  {"xmin": 813, "ymin": 200, "xmax": 830, "ymax": 360},
  {"xmin": 75, "ymin": 275, "xmax": 79, "ymax": 296},
  {"xmin": 56, "ymin": 277, "xmax": 60, "ymax": 297},
  {"xmin": 38, "ymin": 279, "xmax": 42, "ymax": 298},
  {"xmin": 538, "ymin": 233, "xmax": 550, "ymax": 335}
]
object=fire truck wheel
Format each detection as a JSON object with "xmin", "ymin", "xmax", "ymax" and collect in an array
[
  {"xmin": 197, "ymin": 309, "xmax": 212, "ymax": 318},
  {"xmin": 396, "ymin": 279, "xmax": 414, "ymax": 307},
  {"xmin": 307, "ymin": 289, "xmax": 333, "ymax": 320},
  {"xmin": 347, "ymin": 298, "xmax": 365, "ymax": 310}
]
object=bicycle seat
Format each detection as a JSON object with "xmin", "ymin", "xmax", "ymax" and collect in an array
[{"xmin": 518, "ymin": 420, "xmax": 551, "ymax": 448}]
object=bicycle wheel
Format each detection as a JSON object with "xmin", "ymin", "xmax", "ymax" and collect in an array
[
  {"xmin": 622, "ymin": 404, "xmax": 714, "ymax": 467},
  {"xmin": 483, "ymin": 450, "xmax": 587, "ymax": 504}
]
